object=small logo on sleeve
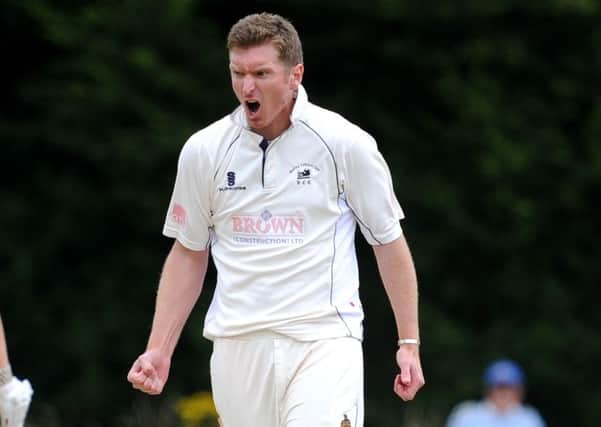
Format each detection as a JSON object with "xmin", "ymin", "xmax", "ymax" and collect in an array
[{"xmin": 171, "ymin": 203, "xmax": 186, "ymax": 226}]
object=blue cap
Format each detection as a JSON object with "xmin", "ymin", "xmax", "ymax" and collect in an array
[{"xmin": 483, "ymin": 359, "xmax": 525, "ymax": 387}]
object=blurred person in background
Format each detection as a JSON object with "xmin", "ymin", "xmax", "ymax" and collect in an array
[
  {"xmin": 0, "ymin": 315, "xmax": 33, "ymax": 427},
  {"xmin": 127, "ymin": 11, "xmax": 423, "ymax": 427},
  {"xmin": 446, "ymin": 359, "xmax": 545, "ymax": 427}
]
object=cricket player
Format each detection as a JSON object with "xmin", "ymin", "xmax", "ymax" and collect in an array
[
  {"xmin": 0, "ymin": 315, "xmax": 33, "ymax": 427},
  {"xmin": 128, "ymin": 12, "xmax": 424, "ymax": 426}
]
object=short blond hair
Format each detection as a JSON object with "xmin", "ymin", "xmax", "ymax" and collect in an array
[{"xmin": 227, "ymin": 13, "xmax": 303, "ymax": 67}]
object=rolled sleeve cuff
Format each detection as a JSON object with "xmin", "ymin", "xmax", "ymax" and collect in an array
[
  {"xmin": 163, "ymin": 226, "xmax": 210, "ymax": 251},
  {"xmin": 362, "ymin": 219, "xmax": 404, "ymax": 246}
]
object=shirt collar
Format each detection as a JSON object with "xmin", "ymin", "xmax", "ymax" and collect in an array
[{"xmin": 290, "ymin": 84, "xmax": 309, "ymax": 123}]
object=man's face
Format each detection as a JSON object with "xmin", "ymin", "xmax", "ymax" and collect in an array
[
  {"xmin": 229, "ymin": 42, "xmax": 303, "ymax": 139},
  {"xmin": 487, "ymin": 384, "xmax": 523, "ymax": 412}
]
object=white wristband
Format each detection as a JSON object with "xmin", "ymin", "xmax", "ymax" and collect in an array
[{"xmin": 397, "ymin": 338, "xmax": 420, "ymax": 346}]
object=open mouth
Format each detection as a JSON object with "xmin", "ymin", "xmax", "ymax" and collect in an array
[{"xmin": 246, "ymin": 101, "xmax": 261, "ymax": 113}]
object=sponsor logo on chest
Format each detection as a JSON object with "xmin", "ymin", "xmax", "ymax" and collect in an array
[{"xmin": 231, "ymin": 209, "xmax": 304, "ymax": 245}]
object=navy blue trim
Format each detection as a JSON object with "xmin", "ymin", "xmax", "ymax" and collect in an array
[
  {"xmin": 298, "ymin": 119, "xmax": 353, "ymax": 334},
  {"xmin": 299, "ymin": 119, "xmax": 382, "ymax": 244},
  {"xmin": 335, "ymin": 306, "xmax": 353, "ymax": 336},
  {"xmin": 330, "ymin": 197, "xmax": 339, "ymax": 306},
  {"xmin": 261, "ymin": 153, "xmax": 265, "ymax": 187},
  {"xmin": 213, "ymin": 129, "xmax": 242, "ymax": 182},
  {"xmin": 342, "ymin": 196, "xmax": 383, "ymax": 245},
  {"xmin": 298, "ymin": 120, "xmax": 342, "ymax": 195},
  {"xmin": 332, "ymin": 195, "xmax": 354, "ymax": 336},
  {"xmin": 259, "ymin": 138, "xmax": 268, "ymax": 188}
]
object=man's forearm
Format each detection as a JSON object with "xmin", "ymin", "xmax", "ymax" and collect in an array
[
  {"xmin": 146, "ymin": 241, "xmax": 209, "ymax": 356},
  {"xmin": 373, "ymin": 235, "xmax": 420, "ymax": 340}
]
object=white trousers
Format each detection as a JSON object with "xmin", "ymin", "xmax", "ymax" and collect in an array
[{"xmin": 210, "ymin": 333, "xmax": 364, "ymax": 427}]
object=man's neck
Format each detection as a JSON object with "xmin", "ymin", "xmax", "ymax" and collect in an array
[{"xmin": 253, "ymin": 102, "xmax": 295, "ymax": 140}]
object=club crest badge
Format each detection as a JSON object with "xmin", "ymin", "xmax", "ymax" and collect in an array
[{"xmin": 289, "ymin": 163, "xmax": 321, "ymax": 185}]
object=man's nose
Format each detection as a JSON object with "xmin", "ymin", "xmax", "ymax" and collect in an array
[{"xmin": 242, "ymin": 76, "xmax": 255, "ymax": 95}]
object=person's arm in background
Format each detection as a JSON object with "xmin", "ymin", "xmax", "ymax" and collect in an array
[
  {"xmin": 373, "ymin": 235, "xmax": 425, "ymax": 401},
  {"xmin": 0, "ymin": 316, "xmax": 10, "ymax": 370},
  {"xmin": 0, "ymin": 315, "xmax": 33, "ymax": 427},
  {"xmin": 127, "ymin": 241, "xmax": 209, "ymax": 395}
]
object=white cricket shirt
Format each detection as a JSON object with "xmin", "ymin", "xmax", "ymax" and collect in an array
[{"xmin": 163, "ymin": 85, "xmax": 404, "ymax": 341}]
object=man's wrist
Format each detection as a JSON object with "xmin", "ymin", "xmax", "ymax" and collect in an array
[
  {"xmin": 397, "ymin": 338, "xmax": 420, "ymax": 346},
  {"xmin": 0, "ymin": 365, "xmax": 13, "ymax": 387}
]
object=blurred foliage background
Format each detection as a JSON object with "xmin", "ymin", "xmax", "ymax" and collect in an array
[{"xmin": 2, "ymin": 0, "xmax": 600, "ymax": 426}]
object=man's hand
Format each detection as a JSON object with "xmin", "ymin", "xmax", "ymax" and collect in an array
[
  {"xmin": 393, "ymin": 344, "xmax": 425, "ymax": 401},
  {"xmin": 0, "ymin": 377, "xmax": 33, "ymax": 427},
  {"xmin": 127, "ymin": 349, "xmax": 171, "ymax": 395}
]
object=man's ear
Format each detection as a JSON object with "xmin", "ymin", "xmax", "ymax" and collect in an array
[{"xmin": 289, "ymin": 63, "xmax": 304, "ymax": 90}]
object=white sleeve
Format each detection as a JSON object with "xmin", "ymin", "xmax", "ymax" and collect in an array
[
  {"xmin": 342, "ymin": 132, "xmax": 404, "ymax": 245},
  {"xmin": 162, "ymin": 138, "xmax": 213, "ymax": 250}
]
